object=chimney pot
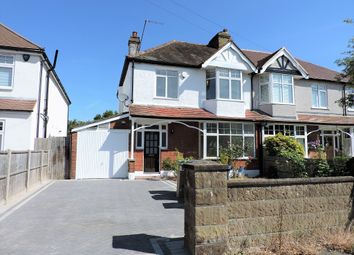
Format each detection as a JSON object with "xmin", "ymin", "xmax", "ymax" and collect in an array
[
  {"xmin": 132, "ymin": 31, "xmax": 138, "ymax": 37},
  {"xmin": 128, "ymin": 31, "xmax": 141, "ymax": 56}
]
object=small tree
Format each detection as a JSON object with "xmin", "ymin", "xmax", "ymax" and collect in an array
[{"xmin": 219, "ymin": 142, "xmax": 246, "ymax": 166}]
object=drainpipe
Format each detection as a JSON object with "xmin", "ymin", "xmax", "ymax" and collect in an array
[
  {"xmin": 250, "ymin": 73, "xmax": 255, "ymax": 110},
  {"xmin": 259, "ymin": 123, "xmax": 264, "ymax": 176},
  {"xmin": 343, "ymin": 84, "xmax": 347, "ymax": 116},
  {"xmin": 36, "ymin": 60, "xmax": 44, "ymax": 138},
  {"xmin": 43, "ymin": 50, "xmax": 59, "ymax": 138},
  {"xmin": 131, "ymin": 60, "xmax": 135, "ymax": 104}
]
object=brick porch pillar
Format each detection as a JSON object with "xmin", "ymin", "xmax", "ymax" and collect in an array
[
  {"xmin": 128, "ymin": 159, "xmax": 136, "ymax": 180},
  {"xmin": 183, "ymin": 160, "xmax": 229, "ymax": 255}
]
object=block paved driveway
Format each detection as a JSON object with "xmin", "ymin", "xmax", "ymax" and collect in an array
[{"xmin": 0, "ymin": 180, "xmax": 184, "ymax": 255}]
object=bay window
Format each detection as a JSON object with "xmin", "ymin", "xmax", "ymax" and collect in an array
[
  {"xmin": 0, "ymin": 55, "xmax": 14, "ymax": 89},
  {"xmin": 312, "ymin": 84, "xmax": 327, "ymax": 108},
  {"xmin": 156, "ymin": 70, "xmax": 178, "ymax": 98},
  {"xmin": 205, "ymin": 68, "xmax": 242, "ymax": 100},
  {"xmin": 259, "ymin": 73, "xmax": 294, "ymax": 104},
  {"xmin": 205, "ymin": 122, "xmax": 255, "ymax": 158},
  {"xmin": 346, "ymin": 87, "xmax": 354, "ymax": 111}
]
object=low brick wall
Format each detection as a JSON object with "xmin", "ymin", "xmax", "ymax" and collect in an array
[{"xmin": 183, "ymin": 161, "xmax": 354, "ymax": 255}]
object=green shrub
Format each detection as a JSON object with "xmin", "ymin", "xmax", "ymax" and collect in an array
[
  {"xmin": 162, "ymin": 157, "xmax": 178, "ymax": 171},
  {"xmin": 328, "ymin": 156, "xmax": 351, "ymax": 176},
  {"xmin": 347, "ymin": 158, "xmax": 354, "ymax": 176},
  {"xmin": 219, "ymin": 143, "xmax": 245, "ymax": 166},
  {"xmin": 265, "ymin": 133, "xmax": 306, "ymax": 178}
]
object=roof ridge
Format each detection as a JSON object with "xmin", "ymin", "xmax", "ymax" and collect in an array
[
  {"xmin": 241, "ymin": 48, "xmax": 273, "ymax": 54},
  {"xmin": 0, "ymin": 23, "xmax": 43, "ymax": 50}
]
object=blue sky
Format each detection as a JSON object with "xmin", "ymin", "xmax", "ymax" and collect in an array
[{"xmin": 1, "ymin": 0, "xmax": 353, "ymax": 121}]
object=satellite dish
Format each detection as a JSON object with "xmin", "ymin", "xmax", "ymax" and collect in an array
[{"xmin": 118, "ymin": 93, "xmax": 129, "ymax": 102}]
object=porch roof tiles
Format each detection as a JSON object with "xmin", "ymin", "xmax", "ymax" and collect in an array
[
  {"xmin": 129, "ymin": 104, "xmax": 354, "ymax": 125},
  {"xmin": 0, "ymin": 98, "xmax": 36, "ymax": 112}
]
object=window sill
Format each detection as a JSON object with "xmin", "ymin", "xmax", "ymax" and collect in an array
[
  {"xmin": 153, "ymin": 97, "xmax": 179, "ymax": 101},
  {"xmin": 0, "ymin": 86, "xmax": 13, "ymax": 91},
  {"xmin": 259, "ymin": 102, "xmax": 295, "ymax": 106},
  {"xmin": 207, "ymin": 98, "xmax": 244, "ymax": 102},
  {"xmin": 311, "ymin": 107, "xmax": 329, "ymax": 110}
]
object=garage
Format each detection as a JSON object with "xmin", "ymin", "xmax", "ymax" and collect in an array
[{"xmin": 71, "ymin": 114, "xmax": 130, "ymax": 179}]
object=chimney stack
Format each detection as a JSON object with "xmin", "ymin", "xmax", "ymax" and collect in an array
[
  {"xmin": 128, "ymin": 31, "xmax": 141, "ymax": 56},
  {"xmin": 207, "ymin": 29, "xmax": 231, "ymax": 49}
]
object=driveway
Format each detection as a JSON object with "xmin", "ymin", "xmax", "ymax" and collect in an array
[{"xmin": 0, "ymin": 180, "xmax": 184, "ymax": 255}]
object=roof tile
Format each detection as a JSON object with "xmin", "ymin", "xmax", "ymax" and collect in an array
[{"xmin": 0, "ymin": 98, "xmax": 36, "ymax": 112}]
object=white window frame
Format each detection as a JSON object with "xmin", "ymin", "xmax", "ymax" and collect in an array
[
  {"xmin": 311, "ymin": 84, "xmax": 328, "ymax": 109},
  {"xmin": 0, "ymin": 120, "xmax": 5, "ymax": 150},
  {"xmin": 0, "ymin": 54, "xmax": 15, "ymax": 90},
  {"xmin": 217, "ymin": 68, "xmax": 243, "ymax": 101},
  {"xmin": 203, "ymin": 122, "xmax": 255, "ymax": 159},
  {"xmin": 259, "ymin": 73, "xmax": 294, "ymax": 105},
  {"xmin": 135, "ymin": 124, "xmax": 168, "ymax": 150},
  {"xmin": 346, "ymin": 87, "xmax": 354, "ymax": 112},
  {"xmin": 259, "ymin": 74, "xmax": 270, "ymax": 103},
  {"xmin": 155, "ymin": 70, "xmax": 179, "ymax": 99},
  {"xmin": 263, "ymin": 124, "xmax": 307, "ymax": 157}
]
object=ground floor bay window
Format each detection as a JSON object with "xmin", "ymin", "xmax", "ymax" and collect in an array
[{"xmin": 203, "ymin": 122, "xmax": 255, "ymax": 159}]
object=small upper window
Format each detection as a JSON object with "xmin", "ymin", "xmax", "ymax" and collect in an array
[
  {"xmin": 312, "ymin": 84, "xmax": 327, "ymax": 108},
  {"xmin": 0, "ymin": 55, "xmax": 14, "ymax": 89},
  {"xmin": 219, "ymin": 69, "xmax": 242, "ymax": 100},
  {"xmin": 156, "ymin": 70, "xmax": 178, "ymax": 98}
]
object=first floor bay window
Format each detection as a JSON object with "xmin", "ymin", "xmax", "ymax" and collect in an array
[
  {"xmin": 259, "ymin": 73, "xmax": 294, "ymax": 104},
  {"xmin": 205, "ymin": 122, "xmax": 255, "ymax": 158},
  {"xmin": 206, "ymin": 68, "xmax": 242, "ymax": 100}
]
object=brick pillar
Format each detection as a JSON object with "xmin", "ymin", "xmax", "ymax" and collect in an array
[
  {"xmin": 70, "ymin": 132, "xmax": 77, "ymax": 179},
  {"xmin": 183, "ymin": 160, "xmax": 229, "ymax": 255},
  {"xmin": 128, "ymin": 159, "xmax": 136, "ymax": 180}
]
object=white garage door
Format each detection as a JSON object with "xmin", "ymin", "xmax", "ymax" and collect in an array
[{"xmin": 76, "ymin": 130, "xmax": 129, "ymax": 179}]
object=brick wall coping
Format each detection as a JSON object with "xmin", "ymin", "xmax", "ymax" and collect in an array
[
  {"xmin": 228, "ymin": 176, "xmax": 354, "ymax": 188},
  {"xmin": 182, "ymin": 160, "xmax": 229, "ymax": 172}
]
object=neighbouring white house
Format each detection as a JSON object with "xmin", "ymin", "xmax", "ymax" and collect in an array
[
  {"xmin": 0, "ymin": 23, "xmax": 70, "ymax": 150},
  {"xmin": 70, "ymin": 29, "xmax": 354, "ymax": 180}
]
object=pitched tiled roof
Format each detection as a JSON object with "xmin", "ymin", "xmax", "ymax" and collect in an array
[
  {"xmin": 129, "ymin": 104, "xmax": 354, "ymax": 125},
  {"xmin": 0, "ymin": 23, "xmax": 42, "ymax": 51},
  {"xmin": 129, "ymin": 41, "xmax": 343, "ymax": 83},
  {"xmin": 0, "ymin": 98, "xmax": 36, "ymax": 112}
]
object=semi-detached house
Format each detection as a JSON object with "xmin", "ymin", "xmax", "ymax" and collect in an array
[
  {"xmin": 71, "ymin": 29, "xmax": 354, "ymax": 180},
  {"xmin": 0, "ymin": 23, "xmax": 70, "ymax": 151}
]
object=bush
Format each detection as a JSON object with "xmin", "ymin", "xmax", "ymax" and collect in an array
[
  {"xmin": 219, "ymin": 143, "xmax": 245, "ymax": 166},
  {"xmin": 162, "ymin": 157, "xmax": 178, "ymax": 171},
  {"xmin": 347, "ymin": 158, "xmax": 354, "ymax": 176},
  {"xmin": 264, "ymin": 133, "xmax": 306, "ymax": 178},
  {"xmin": 328, "ymin": 156, "xmax": 351, "ymax": 176}
]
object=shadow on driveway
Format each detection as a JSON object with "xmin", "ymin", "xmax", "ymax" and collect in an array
[{"xmin": 149, "ymin": 190, "xmax": 184, "ymax": 209}]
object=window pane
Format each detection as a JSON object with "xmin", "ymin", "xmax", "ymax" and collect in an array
[
  {"xmin": 0, "ymin": 122, "xmax": 3, "ymax": 131},
  {"xmin": 273, "ymin": 73, "xmax": 281, "ymax": 83},
  {"xmin": 231, "ymin": 136, "xmax": 242, "ymax": 150},
  {"xmin": 244, "ymin": 124, "xmax": 254, "ymax": 134},
  {"xmin": 161, "ymin": 132, "xmax": 167, "ymax": 148},
  {"xmin": 206, "ymin": 123, "xmax": 217, "ymax": 133},
  {"xmin": 283, "ymin": 85, "xmax": 293, "ymax": 103},
  {"xmin": 264, "ymin": 125, "xmax": 274, "ymax": 135},
  {"xmin": 260, "ymin": 74, "xmax": 269, "ymax": 83},
  {"xmin": 218, "ymin": 123, "xmax": 230, "ymax": 134},
  {"xmin": 231, "ymin": 123, "xmax": 242, "ymax": 134},
  {"xmin": 206, "ymin": 78, "xmax": 216, "ymax": 99},
  {"xmin": 230, "ymin": 70, "xmax": 240, "ymax": 78},
  {"xmin": 282, "ymin": 75, "xmax": 292, "ymax": 84},
  {"xmin": 319, "ymin": 90, "xmax": 327, "ymax": 107},
  {"xmin": 273, "ymin": 83, "xmax": 281, "ymax": 102},
  {"xmin": 260, "ymin": 84, "xmax": 269, "ymax": 102},
  {"xmin": 156, "ymin": 70, "xmax": 166, "ymax": 75},
  {"xmin": 231, "ymin": 80, "xmax": 241, "ymax": 100},
  {"xmin": 156, "ymin": 76, "xmax": 166, "ymax": 97},
  {"xmin": 296, "ymin": 138, "xmax": 305, "ymax": 154},
  {"xmin": 275, "ymin": 125, "xmax": 284, "ymax": 135},
  {"xmin": 206, "ymin": 69, "xmax": 216, "ymax": 78},
  {"xmin": 136, "ymin": 132, "xmax": 142, "ymax": 148},
  {"xmin": 219, "ymin": 79, "xmax": 229, "ymax": 99},
  {"xmin": 312, "ymin": 86, "xmax": 319, "ymax": 107},
  {"xmin": 219, "ymin": 135, "xmax": 230, "ymax": 151},
  {"xmin": 0, "ymin": 67, "xmax": 12, "ymax": 87},
  {"xmin": 0, "ymin": 55, "xmax": 14, "ymax": 64},
  {"xmin": 219, "ymin": 69, "xmax": 229, "ymax": 77},
  {"xmin": 284, "ymin": 125, "xmax": 294, "ymax": 136},
  {"xmin": 206, "ymin": 136, "xmax": 217, "ymax": 157},
  {"xmin": 296, "ymin": 126, "xmax": 305, "ymax": 136},
  {"xmin": 244, "ymin": 137, "xmax": 255, "ymax": 157},
  {"xmin": 167, "ymin": 70, "xmax": 178, "ymax": 76},
  {"xmin": 167, "ymin": 76, "xmax": 178, "ymax": 98}
]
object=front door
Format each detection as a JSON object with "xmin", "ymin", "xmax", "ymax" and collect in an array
[{"xmin": 144, "ymin": 131, "xmax": 159, "ymax": 172}]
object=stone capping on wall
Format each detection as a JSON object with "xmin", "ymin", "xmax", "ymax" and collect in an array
[
  {"xmin": 228, "ymin": 176, "xmax": 354, "ymax": 188},
  {"xmin": 183, "ymin": 160, "xmax": 229, "ymax": 172}
]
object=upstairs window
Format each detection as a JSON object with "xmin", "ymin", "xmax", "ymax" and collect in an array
[
  {"xmin": 156, "ymin": 70, "xmax": 178, "ymax": 99},
  {"xmin": 0, "ymin": 55, "xmax": 14, "ymax": 89},
  {"xmin": 345, "ymin": 87, "xmax": 354, "ymax": 111},
  {"xmin": 205, "ymin": 68, "xmax": 242, "ymax": 100},
  {"xmin": 312, "ymin": 84, "xmax": 327, "ymax": 108},
  {"xmin": 259, "ymin": 75, "xmax": 269, "ymax": 103},
  {"xmin": 272, "ymin": 73, "xmax": 293, "ymax": 104}
]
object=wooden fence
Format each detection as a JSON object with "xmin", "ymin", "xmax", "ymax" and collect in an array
[
  {"xmin": 0, "ymin": 150, "xmax": 49, "ymax": 204},
  {"xmin": 35, "ymin": 137, "xmax": 70, "ymax": 179}
]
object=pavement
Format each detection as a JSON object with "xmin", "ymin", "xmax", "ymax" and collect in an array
[{"xmin": 0, "ymin": 179, "xmax": 186, "ymax": 255}]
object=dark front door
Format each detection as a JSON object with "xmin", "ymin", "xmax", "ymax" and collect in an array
[{"xmin": 144, "ymin": 131, "xmax": 159, "ymax": 172}]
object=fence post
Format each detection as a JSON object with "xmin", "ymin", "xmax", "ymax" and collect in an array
[
  {"xmin": 26, "ymin": 150, "xmax": 31, "ymax": 191},
  {"xmin": 40, "ymin": 150, "xmax": 43, "ymax": 183},
  {"xmin": 5, "ymin": 150, "xmax": 12, "ymax": 204}
]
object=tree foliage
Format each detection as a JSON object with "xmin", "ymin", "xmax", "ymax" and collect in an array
[{"xmin": 336, "ymin": 19, "xmax": 354, "ymax": 108}]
